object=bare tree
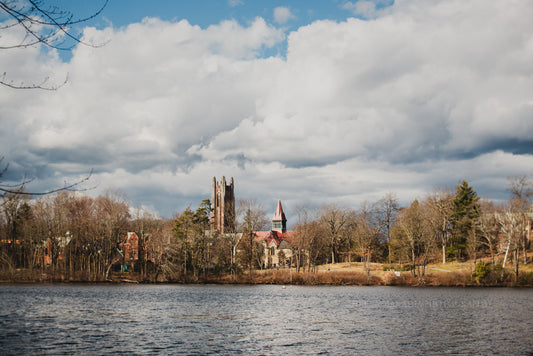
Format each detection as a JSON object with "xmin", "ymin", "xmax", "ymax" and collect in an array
[
  {"xmin": 65, "ymin": 193, "xmax": 97, "ymax": 280},
  {"xmin": 507, "ymin": 176, "xmax": 533, "ymax": 211},
  {"xmin": 293, "ymin": 204, "xmax": 314, "ymax": 272},
  {"xmin": 33, "ymin": 193, "xmax": 69, "ymax": 272},
  {"xmin": 478, "ymin": 200, "xmax": 500, "ymax": 266},
  {"xmin": 496, "ymin": 206, "xmax": 522, "ymax": 277},
  {"xmin": 425, "ymin": 188, "xmax": 455, "ymax": 264},
  {"xmin": 506, "ymin": 176, "xmax": 532, "ymax": 264},
  {"xmin": 301, "ymin": 220, "xmax": 328, "ymax": 272},
  {"xmin": 236, "ymin": 199, "xmax": 268, "ymax": 278},
  {"xmin": 1, "ymin": 0, "xmax": 108, "ymax": 89},
  {"xmin": 317, "ymin": 204, "xmax": 349, "ymax": 265},
  {"xmin": 374, "ymin": 192, "xmax": 400, "ymax": 264},
  {"xmin": 396, "ymin": 200, "xmax": 435, "ymax": 279},
  {"xmin": 94, "ymin": 191, "xmax": 131, "ymax": 280},
  {"xmin": 351, "ymin": 208, "xmax": 379, "ymax": 280}
]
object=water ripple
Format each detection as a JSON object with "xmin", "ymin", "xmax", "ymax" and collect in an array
[{"xmin": 0, "ymin": 284, "xmax": 532, "ymax": 355}]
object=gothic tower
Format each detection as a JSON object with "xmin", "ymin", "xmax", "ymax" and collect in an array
[
  {"xmin": 211, "ymin": 176, "xmax": 235, "ymax": 233},
  {"xmin": 272, "ymin": 200, "xmax": 287, "ymax": 233}
]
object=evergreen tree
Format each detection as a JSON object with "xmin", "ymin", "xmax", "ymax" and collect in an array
[
  {"xmin": 173, "ymin": 208, "xmax": 195, "ymax": 276},
  {"xmin": 450, "ymin": 180, "xmax": 479, "ymax": 260},
  {"xmin": 194, "ymin": 199, "xmax": 211, "ymax": 227}
]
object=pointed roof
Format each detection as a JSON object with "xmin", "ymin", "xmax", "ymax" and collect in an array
[{"xmin": 272, "ymin": 200, "xmax": 287, "ymax": 221}]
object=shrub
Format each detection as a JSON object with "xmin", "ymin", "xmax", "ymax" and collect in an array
[
  {"xmin": 517, "ymin": 272, "xmax": 533, "ymax": 287},
  {"xmin": 473, "ymin": 262, "xmax": 490, "ymax": 282}
]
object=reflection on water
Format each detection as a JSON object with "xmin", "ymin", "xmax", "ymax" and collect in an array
[{"xmin": 0, "ymin": 284, "xmax": 531, "ymax": 355}]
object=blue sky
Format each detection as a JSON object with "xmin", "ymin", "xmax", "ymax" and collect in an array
[
  {"xmin": 55, "ymin": 0, "xmax": 390, "ymax": 60},
  {"xmin": 68, "ymin": 0, "xmax": 356, "ymax": 29},
  {"xmin": 1, "ymin": 0, "xmax": 532, "ymax": 221}
]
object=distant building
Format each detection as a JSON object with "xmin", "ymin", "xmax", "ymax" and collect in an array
[
  {"xmin": 42, "ymin": 235, "xmax": 71, "ymax": 265},
  {"xmin": 209, "ymin": 178, "xmax": 296, "ymax": 268},
  {"xmin": 119, "ymin": 232, "xmax": 158, "ymax": 270},
  {"xmin": 235, "ymin": 200, "xmax": 294, "ymax": 268},
  {"xmin": 120, "ymin": 232, "xmax": 140, "ymax": 263},
  {"xmin": 211, "ymin": 176, "xmax": 235, "ymax": 233},
  {"xmin": 254, "ymin": 200, "xmax": 294, "ymax": 268}
]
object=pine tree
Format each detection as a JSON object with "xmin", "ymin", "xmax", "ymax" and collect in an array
[{"xmin": 450, "ymin": 180, "xmax": 479, "ymax": 260}]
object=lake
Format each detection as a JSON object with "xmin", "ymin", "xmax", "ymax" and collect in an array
[{"xmin": 0, "ymin": 284, "xmax": 531, "ymax": 355}]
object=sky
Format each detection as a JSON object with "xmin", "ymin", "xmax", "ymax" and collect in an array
[{"xmin": 1, "ymin": 0, "xmax": 532, "ymax": 223}]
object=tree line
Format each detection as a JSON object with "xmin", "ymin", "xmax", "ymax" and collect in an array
[
  {"xmin": 0, "ymin": 177, "xmax": 531, "ymax": 282},
  {"xmin": 289, "ymin": 177, "xmax": 532, "ymax": 281}
]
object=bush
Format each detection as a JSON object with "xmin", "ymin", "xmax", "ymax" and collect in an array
[
  {"xmin": 473, "ymin": 262, "xmax": 490, "ymax": 282},
  {"xmin": 474, "ymin": 264, "xmax": 514, "ymax": 286},
  {"xmin": 517, "ymin": 272, "xmax": 533, "ymax": 287}
]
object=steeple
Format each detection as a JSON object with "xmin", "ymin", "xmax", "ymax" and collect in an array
[{"xmin": 272, "ymin": 200, "xmax": 287, "ymax": 233}]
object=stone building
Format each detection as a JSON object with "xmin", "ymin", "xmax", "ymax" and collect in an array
[
  {"xmin": 209, "ymin": 177, "xmax": 295, "ymax": 268},
  {"xmin": 254, "ymin": 200, "xmax": 294, "ymax": 268},
  {"xmin": 211, "ymin": 176, "xmax": 235, "ymax": 234}
]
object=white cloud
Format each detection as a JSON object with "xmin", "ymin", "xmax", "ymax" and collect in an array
[
  {"xmin": 228, "ymin": 0, "xmax": 244, "ymax": 7},
  {"xmin": 273, "ymin": 7, "xmax": 295, "ymax": 25},
  {"xmin": 342, "ymin": 0, "xmax": 393, "ymax": 19},
  {"xmin": 1, "ymin": 0, "xmax": 532, "ymax": 217}
]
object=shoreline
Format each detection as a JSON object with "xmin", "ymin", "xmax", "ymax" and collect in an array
[{"xmin": 1, "ymin": 269, "xmax": 532, "ymax": 287}]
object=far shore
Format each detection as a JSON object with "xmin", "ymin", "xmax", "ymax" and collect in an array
[{"xmin": 2, "ymin": 261, "xmax": 532, "ymax": 287}]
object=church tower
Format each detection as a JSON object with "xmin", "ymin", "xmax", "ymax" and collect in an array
[
  {"xmin": 211, "ymin": 176, "xmax": 235, "ymax": 233},
  {"xmin": 272, "ymin": 200, "xmax": 287, "ymax": 233}
]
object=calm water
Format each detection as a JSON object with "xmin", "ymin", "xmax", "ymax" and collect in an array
[{"xmin": 0, "ymin": 284, "xmax": 531, "ymax": 355}]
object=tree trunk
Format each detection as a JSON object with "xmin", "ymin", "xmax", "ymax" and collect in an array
[
  {"xmin": 411, "ymin": 249, "xmax": 416, "ymax": 277},
  {"xmin": 502, "ymin": 238, "xmax": 511, "ymax": 268},
  {"xmin": 523, "ymin": 239, "xmax": 528, "ymax": 265},
  {"xmin": 105, "ymin": 263, "xmax": 113, "ymax": 280},
  {"xmin": 514, "ymin": 249, "xmax": 519, "ymax": 278}
]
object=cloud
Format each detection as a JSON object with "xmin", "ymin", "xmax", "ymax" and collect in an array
[
  {"xmin": 194, "ymin": 0, "xmax": 533, "ymax": 169},
  {"xmin": 228, "ymin": 0, "xmax": 244, "ymax": 7},
  {"xmin": 1, "ymin": 0, "xmax": 532, "ymax": 217},
  {"xmin": 273, "ymin": 7, "xmax": 295, "ymax": 25},
  {"xmin": 342, "ymin": 0, "xmax": 393, "ymax": 19}
]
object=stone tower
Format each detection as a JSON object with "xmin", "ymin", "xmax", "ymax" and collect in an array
[
  {"xmin": 211, "ymin": 176, "xmax": 235, "ymax": 233},
  {"xmin": 272, "ymin": 200, "xmax": 287, "ymax": 233}
]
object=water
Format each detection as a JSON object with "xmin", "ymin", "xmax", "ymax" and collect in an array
[{"xmin": 0, "ymin": 284, "xmax": 531, "ymax": 355}]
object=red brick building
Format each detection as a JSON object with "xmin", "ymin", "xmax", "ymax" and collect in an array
[{"xmin": 119, "ymin": 232, "xmax": 158, "ymax": 269}]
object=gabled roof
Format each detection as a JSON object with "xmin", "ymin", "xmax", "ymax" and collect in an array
[
  {"xmin": 272, "ymin": 200, "xmax": 287, "ymax": 221},
  {"xmin": 121, "ymin": 232, "xmax": 139, "ymax": 245},
  {"xmin": 253, "ymin": 230, "xmax": 293, "ymax": 247}
]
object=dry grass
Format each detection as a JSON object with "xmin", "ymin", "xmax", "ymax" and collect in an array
[
  {"xmin": 214, "ymin": 270, "xmax": 382, "ymax": 285},
  {"xmin": 3, "ymin": 256, "xmax": 533, "ymax": 287}
]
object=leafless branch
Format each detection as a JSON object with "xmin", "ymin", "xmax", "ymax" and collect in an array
[
  {"xmin": 1, "ymin": 169, "xmax": 94, "ymax": 196},
  {"xmin": 0, "ymin": 0, "xmax": 109, "ymax": 50},
  {"xmin": 0, "ymin": 157, "xmax": 95, "ymax": 196},
  {"xmin": 1, "ymin": 0, "xmax": 108, "ymax": 90},
  {"xmin": 0, "ymin": 72, "xmax": 68, "ymax": 90}
]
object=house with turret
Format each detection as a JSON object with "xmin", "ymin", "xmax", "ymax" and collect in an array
[{"xmin": 253, "ymin": 200, "xmax": 294, "ymax": 268}]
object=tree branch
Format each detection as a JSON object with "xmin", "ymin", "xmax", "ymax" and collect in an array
[{"xmin": 0, "ymin": 168, "xmax": 95, "ymax": 196}]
